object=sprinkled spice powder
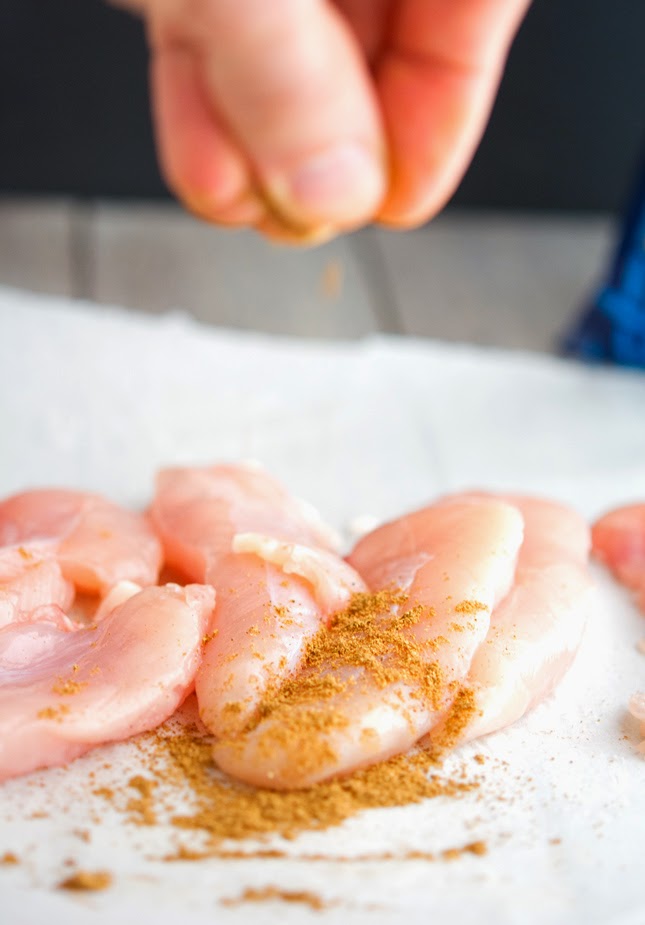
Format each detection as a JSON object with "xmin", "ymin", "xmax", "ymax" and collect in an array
[
  {"xmin": 454, "ymin": 600, "xmax": 488, "ymax": 615},
  {"xmin": 51, "ymin": 678, "xmax": 87, "ymax": 696},
  {"xmin": 100, "ymin": 719, "xmax": 475, "ymax": 846},
  {"xmin": 36, "ymin": 704, "xmax": 70, "ymax": 721},
  {"xmin": 91, "ymin": 590, "xmax": 481, "ymax": 850},
  {"xmin": 213, "ymin": 589, "xmax": 477, "ymax": 784}
]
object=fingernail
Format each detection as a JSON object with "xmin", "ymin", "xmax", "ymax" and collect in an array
[
  {"xmin": 265, "ymin": 142, "xmax": 384, "ymax": 227},
  {"xmin": 184, "ymin": 189, "xmax": 264, "ymax": 226}
]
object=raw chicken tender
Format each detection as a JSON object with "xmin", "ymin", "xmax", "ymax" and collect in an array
[
  {"xmin": 628, "ymin": 692, "xmax": 645, "ymax": 754},
  {"xmin": 0, "ymin": 489, "xmax": 162, "ymax": 596},
  {"xmin": 150, "ymin": 464, "xmax": 366, "ymax": 736},
  {"xmin": 213, "ymin": 496, "xmax": 524, "ymax": 789},
  {"xmin": 0, "ymin": 544, "xmax": 73, "ymax": 629},
  {"xmin": 461, "ymin": 495, "xmax": 593, "ymax": 741},
  {"xmin": 592, "ymin": 504, "xmax": 645, "ymax": 611},
  {"xmin": 592, "ymin": 503, "xmax": 645, "ymax": 756},
  {"xmin": 0, "ymin": 583, "xmax": 214, "ymax": 781}
]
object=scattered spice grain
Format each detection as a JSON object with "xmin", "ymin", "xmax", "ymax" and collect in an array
[
  {"xmin": 454, "ymin": 600, "xmax": 488, "ymax": 615},
  {"xmin": 127, "ymin": 775, "xmax": 157, "ymax": 825},
  {"xmin": 51, "ymin": 678, "xmax": 87, "ymax": 696},
  {"xmin": 225, "ymin": 886, "xmax": 330, "ymax": 912},
  {"xmin": 37, "ymin": 704, "xmax": 70, "ymax": 721},
  {"xmin": 222, "ymin": 885, "xmax": 328, "ymax": 910},
  {"xmin": 58, "ymin": 870, "xmax": 112, "ymax": 891}
]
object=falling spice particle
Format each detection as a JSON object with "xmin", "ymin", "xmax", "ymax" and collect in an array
[
  {"xmin": 320, "ymin": 260, "xmax": 343, "ymax": 300},
  {"xmin": 221, "ymin": 885, "xmax": 328, "ymax": 911},
  {"xmin": 58, "ymin": 870, "xmax": 113, "ymax": 891}
]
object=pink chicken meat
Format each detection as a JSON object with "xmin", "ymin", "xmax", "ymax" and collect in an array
[
  {"xmin": 213, "ymin": 495, "xmax": 525, "ymax": 788},
  {"xmin": 150, "ymin": 464, "xmax": 366, "ymax": 737},
  {"xmin": 0, "ymin": 583, "xmax": 214, "ymax": 782},
  {"xmin": 0, "ymin": 544, "xmax": 73, "ymax": 630},
  {"xmin": 460, "ymin": 495, "xmax": 593, "ymax": 741},
  {"xmin": 592, "ymin": 503, "xmax": 645, "ymax": 755},
  {"xmin": 592, "ymin": 504, "xmax": 645, "ymax": 612},
  {"xmin": 0, "ymin": 489, "xmax": 162, "ymax": 596},
  {"xmin": 213, "ymin": 493, "xmax": 595, "ymax": 789}
]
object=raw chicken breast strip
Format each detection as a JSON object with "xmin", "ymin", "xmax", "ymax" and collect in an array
[
  {"xmin": 628, "ymin": 692, "xmax": 645, "ymax": 754},
  {"xmin": 0, "ymin": 544, "xmax": 74, "ymax": 629},
  {"xmin": 459, "ymin": 495, "xmax": 594, "ymax": 742},
  {"xmin": 213, "ymin": 496, "xmax": 524, "ymax": 789},
  {"xmin": 592, "ymin": 503, "xmax": 645, "ymax": 756},
  {"xmin": 0, "ymin": 489, "xmax": 162, "ymax": 596},
  {"xmin": 592, "ymin": 504, "xmax": 645, "ymax": 611},
  {"xmin": 150, "ymin": 464, "xmax": 366, "ymax": 736},
  {"xmin": 0, "ymin": 583, "xmax": 214, "ymax": 782}
]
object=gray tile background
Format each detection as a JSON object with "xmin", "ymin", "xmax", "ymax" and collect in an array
[{"xmin": 0, "ymin": 198, "xmax": 614, "ymax": 350}]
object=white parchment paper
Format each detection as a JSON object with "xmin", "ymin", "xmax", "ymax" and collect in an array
[{"xmin": 0, "ymin": 287, "xmax": 644, "ymax": 925}]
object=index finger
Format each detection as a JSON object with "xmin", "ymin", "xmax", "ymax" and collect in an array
[{"xmin": 377, "ymin": 0, "xmax": 531, "ymax": 227}]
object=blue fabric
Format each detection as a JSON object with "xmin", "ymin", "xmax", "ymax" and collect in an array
[{"xmin": 564, "ymin": 150, "xmax": 645, "ymax": 368}]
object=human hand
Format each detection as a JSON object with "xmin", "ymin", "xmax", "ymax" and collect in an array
[{"xmin": 117, "ymin": 0, "xmax": 530, "ymax": 242}]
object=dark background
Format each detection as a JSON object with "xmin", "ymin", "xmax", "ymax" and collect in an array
[{"xmin": 1, "ymin": 0, "xmax": 643, "ymax": 212}]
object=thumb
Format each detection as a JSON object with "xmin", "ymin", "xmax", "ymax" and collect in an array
[{"xmin": 168, "ymin": 0, "xmax": 387, "ymax": 234}]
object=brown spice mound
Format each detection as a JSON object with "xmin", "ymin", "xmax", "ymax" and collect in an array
[
  {"xmin": 286, "ymin": 590, "xmax": 443, "ymax": 707},
  {"xmin": 220, "ymin": 590, "xmax": 472, "ymax": 782},
  {"xmin": 222, "ymin": 885, "xmax": 328, "ymax": 911},
  {"xmin": 85, "ymin": 585, "xmax": 482, "ymax": 847},
  {"xmin": 58, "ymin": 870, "xmax": 112, "ymax": 891},
  {"xmin": 1, "ymin": 852, "xmax": 19, "ymax": 865},
  {"xmin": 129, "ymin": 723, "xmax": 475, "ymax": 844}
]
